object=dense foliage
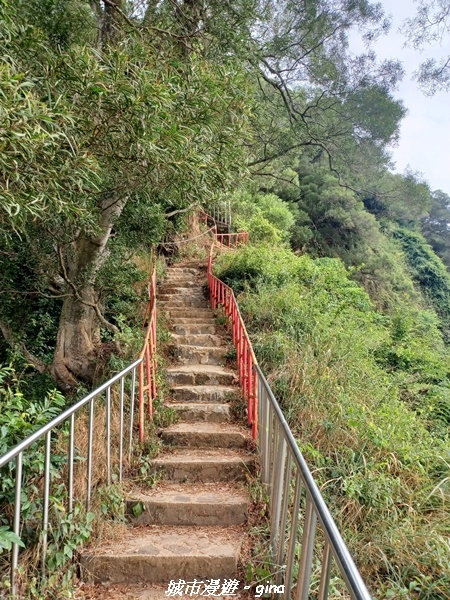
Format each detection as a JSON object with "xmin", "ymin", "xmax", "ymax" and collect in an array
[
  {"xmin": 0, "ymin": 0, "xmax": 252, "ymax": 389},
  {"xmin": 215, "ymin": 244, "xmax": 450, "ymax": 598},
  {"xmin": 3, "ymin": 0, "xmax": 450, "ymax": 597}
]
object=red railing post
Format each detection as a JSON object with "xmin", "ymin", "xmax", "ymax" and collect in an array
[
  {"xmin": 138, "ymin": 360, "xmax": 145, "ymax": 442},
  {"xmin": 145, "ymin": 345, "xmax": 151, "ymax": 417},
  {"xmin": 243, "ymin": 338, "xmax": 248, "ymax": 398},
  {"xmin": 247, "ymin": 349, "xmax": 253, "ymax": 426},
  {"xmin": 251, "ymin": 366, "xmax": 258, "ymax": 439},
  {"xmin": 151, "ymin": 315, "xmax": 157, "ymax": 399},
  {"xmin": 238, "ymin": 327, "xmax": 243, "ymax": 388},
  {"xmin": 204, "ymin": 209, "xmax": 257, "ymax": 438},
  {"xmin": 138, "ymin": 254, "xmax": 157, "ymax": 442}
]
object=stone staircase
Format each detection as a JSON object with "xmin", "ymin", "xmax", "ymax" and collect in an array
[{"xmin": 80, "ymin": 262, "xmax": 254, "ymax": 598}]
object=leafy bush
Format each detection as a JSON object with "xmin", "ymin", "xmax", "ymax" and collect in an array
[
  {"xmin": 0, "ymin": 366, "xmax": 65, "ymax": 457},
  {"xmin": 395, "ymin": 228, "xmax": 450, "ymax": 340},
  {"xmin": 214, "ymin": 243, "xmax": 301, "ymax": 292},
  {"xmin": 217, "ymin": 244, "xmax": 450, "ymax": 597},
  {"xmin": 221, "ymin": 190, "xmax": 295, "ymax": 242}
]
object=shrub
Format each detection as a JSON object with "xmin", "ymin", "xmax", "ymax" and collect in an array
[{"xmin": 218, "ymin": 243, "xmax": 450, "ymax": 597}]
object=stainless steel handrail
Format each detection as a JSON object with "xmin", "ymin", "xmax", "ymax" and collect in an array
[
  {"xmin": 256, "ymin": 364, "xmax": 372, "ymax": 599},
  {"xmin": 207, "ymin": 212, "xmax": 372, "ymax": 599},
  {"xmin": 0, "ymin": 358, "xmax": 142, "ymax": 596},
  {"xmin": 0, "ymin": 360, "xmax": 141, "ymax": 469}
]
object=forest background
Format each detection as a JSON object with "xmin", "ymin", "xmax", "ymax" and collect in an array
[{"xmin": 2, "ymin": 0, "xmax": 450, "ymax": 598}]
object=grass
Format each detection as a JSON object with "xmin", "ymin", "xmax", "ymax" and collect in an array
[
  {"xmin": 215, "ymin": 243, "xmax": 450, "ymax": 600},
  {"xmin": 0, "ymin": 252, "xmax": 178, "ymax": 599}
]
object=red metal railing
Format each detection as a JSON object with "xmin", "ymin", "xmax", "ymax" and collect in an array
[
  {"xmin": 138, "ymin": 254, "xmax": 157, "ymax": 442},
  {"xmin": 138, "ymin": 211, "xmax": 255, "ymax": 440},
  {"xmin": 207, "ymin": 231, "xmax": 258, "ymax": 439},
  {"xmin": 199, "ymin": 211, "xmax": 248, "ymax": 248},
  {"xmin": 215, "ymin": 232, "xmax": 249, "ymax": 251}
]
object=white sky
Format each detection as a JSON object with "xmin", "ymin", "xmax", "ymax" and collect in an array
[{"xmin": 353, "ymin": 0, "xmax": 450, "ymax": 194}]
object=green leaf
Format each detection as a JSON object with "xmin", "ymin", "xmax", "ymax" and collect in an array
[
  {"xmin": 0, "ymin": 526, "xmax": 25, "ymax": 552},
  {"xmin": 132, "ymin": 501, "xmax": 144, "ymax": 518}
]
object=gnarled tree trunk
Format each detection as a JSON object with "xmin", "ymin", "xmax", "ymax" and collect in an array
[
  {"xmin": 52, "ymin": 285, "xmax": 100, "ymax": 389},
  {"xmin": 51, "ymin": 197, "xmax": 125, "ymax": 389}
]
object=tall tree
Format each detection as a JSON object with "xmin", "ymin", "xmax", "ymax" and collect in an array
[
  {"xmin": 422, "ymin": 189, "xmax": 450, "ymax": 266},
  {"xmin": 403, "ymin": 0, "xmax": 450, "ymax": 94},
  {"xmin": 0, "ymin": 1, "xmax": 251, "ymax": 388},
  {"xmin": 247, "ymin": 0, "xmax": 405, "ymax": 180}
]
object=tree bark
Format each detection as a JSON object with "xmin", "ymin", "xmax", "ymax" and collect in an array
[
  {"xmin": 102, "ymin": 0, "xmax": 123, "ymax": 45},
  {"xmin": 51, "ymin": 196, "xmax": 126, "ymax": 389},
  {"xmin": 51, "ymin": 285, "xmax": 99, "ymax": 388}
]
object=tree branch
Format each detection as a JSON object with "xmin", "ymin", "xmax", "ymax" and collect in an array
[
  {"xmin": 102, "ymin": 0, "xmax": 192, "ymax": 45},
  {"xmin": 248, "ymin": 141, "xmax": 315, "ymax": 167},
  {"xmin": 57, "ymin": 246, "xmax": 120, "ymax": 335},
  {"xmin": 0, "ymin": 289, "xmax": 70, "ymax": 298},
  {"xmin": 165, "ymin": 202, "xmax": 198, "ymax": 218},
  {"xmin": 0, "ymin": 320, "xmax": 48, "ymax": 374}
]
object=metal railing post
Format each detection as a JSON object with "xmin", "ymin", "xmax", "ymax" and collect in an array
[
  {"xmin": 129, "ymin": 366, "xmax": 137, "ymax": 460},
  {"xmin": 42, "ymin": 430, "xmax": 51, "ymax": 575},
  {"xmin": 318, "ymin": 541, "xmax": 333, "ymax": 600},
  {"xmin": 285, "ymin": 472, "xmax": 302, "ymax": 599},
  {"xmin": 11, "ymin": 451, "xmax": 23, "ymax": 596},
  {"xmin": 296, "ymin": 497, "xmax": 317, "ymax": 600},
  {"xmin": 276, "ymin": 451, "xmax": 292, "ymax": 585},
  {"xmin": 68, "ymin": 413, "xmax": 75, "ymax": 513},
  {"xmin": 87, "ymin": 398, "xmax": 94, "ymax": 511},
  {"xmin": 270, "ymin": 434, "xmax": 287, "ymax": 555},
  {"xmin": 106, "ymin": 386, "xmax": 111, "ymax": 486},
  {"xmin": 119, "ymin": 376, "xmax": 125, "ymax": 483}
]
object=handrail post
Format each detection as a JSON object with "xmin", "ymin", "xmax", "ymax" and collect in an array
[
  {"xmin": 152, "ymin": 316, "xmax": 157, "ymax": 399},
  {"xmin": 247, "ymin": 350, "xmax": 252, "ymax": 426},
  {"xmin": 146, "ymin": 344, "xmax": 152, "ymax": 417},
  {"xmin": 11, "ymin": 452, "xmax": 23, "ymax": 596},
  {"xmin": 42, "ymin": 431, "xmax": 51, "ymax": 576},
  {"xmin": 297, "ymin": 497, "xmax": 317, "ymax": 600},
  {"xmin": 252, "ymin": 366, "xmax": 258, "ymax": 440},
  {"xmin": 138, "ymin": 360, "xmax": 145, "ymax": 442}
]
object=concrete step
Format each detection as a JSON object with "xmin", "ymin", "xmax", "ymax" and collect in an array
[
  {"xmin": 171, "ymin": 323, "xmax": 217, "ymax": 335},
  {"xmin": 80, "ymin": 526, "xmax": 243, "ymax": 584},
  {"xmin": 159, "ymin": 298, "xmax": 208, "ymax": 308},
  {"xmin": 169, "ymin": 345, "xmax": 227, "ymax": 366},
  {"xmin": 157, "ymin": 291, "xmax": 207, "ymax": 305},
  {"xmin": 83, "ymin": 585, "xmax": 249, "ymax": 599},
  {"xmin": 168, "ymin": 402, "xmax": 231, "ymax": 423},
  {"xmin": 160, "ymin": 422, "xmax": 247, "ymax": 449},
  {"xmin": 163, "ymin": 275, "xmax": 195, "ymax": 286},
  {"xmin": 166, "ymin": 267, "xmax": 199, "ymax": 275},
  {"xmin": 164, "ymin": 308, "xmax": 215, "ymax": 318},
  {"xmin": 164, "ymin": 276, "xmax": 197, "ymax": 283},
  {"xmin": 126, "ymin": 483, "xmax": 248, "ymax": 526},
  {"xmin": 165, "ymin": 273, "xmax": 198, "ymax": 280},
  {"xmin": 150, "ymin": 449, "xmax": 254, "ymax": 482},
  {"xmin": 164, "ymin": 277, "xmax": 198, "ymax": 285},
  {"xmin": 167, "ymin": 365, "xmax": 235, "ymax": 386},
  {"xmin": 160, "ymin": 283, "xmax": 200, "ymax": 292},
  {"xmin": 170, "ymin": 384, "xmax": 236, "ymax": 403},
  {"xmin": 169, "ymin": 316, "xmax": 217, "ymax": 325},
  {"xmin": 159, "ymin": 290, "xmax": 204, "ymax": 299},
  {"xmin": 171, "ymin": 334, "xmax": 223, "ymax": 347}
]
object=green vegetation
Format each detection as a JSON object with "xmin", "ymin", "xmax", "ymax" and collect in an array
[
  {"xmin": 2, "ymin": 0, "xmax": 450, "ymax": 597},
  {"xmin": 215, "ymin": 242, "xmax": 450, "ymax": 598}
]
